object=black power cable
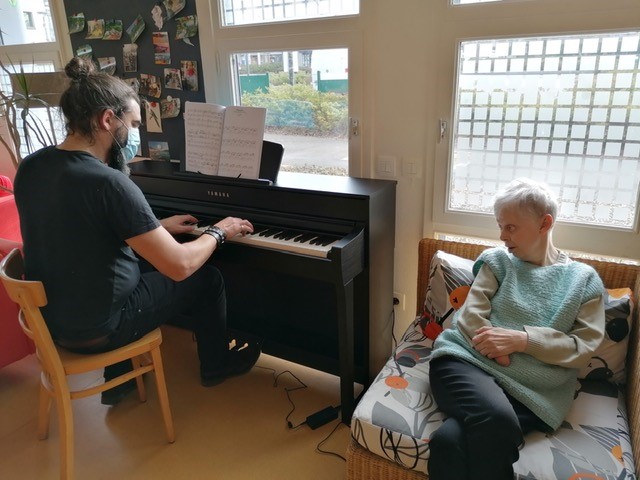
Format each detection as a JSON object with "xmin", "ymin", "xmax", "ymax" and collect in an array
[{"xmin": 256, "ymin": 365, "xmax": 348, "ymax": 461}]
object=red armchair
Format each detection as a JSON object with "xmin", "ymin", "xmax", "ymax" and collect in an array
[{"xmin": 0, "ymin": 192, "xmax": 35, "ymax": 368}]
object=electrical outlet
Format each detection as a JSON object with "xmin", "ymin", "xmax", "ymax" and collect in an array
[
  {"xmin": 402, "ymin": 157, "xmax": 422, "ymax": 177},
  {"xmin": 393, "ymin": 292, "xmax": 406, "ymax": 311}
]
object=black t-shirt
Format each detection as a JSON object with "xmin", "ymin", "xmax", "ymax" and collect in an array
[{"xmin": 14, "ymin": 146, "xmax": 160, "ymax": 341}]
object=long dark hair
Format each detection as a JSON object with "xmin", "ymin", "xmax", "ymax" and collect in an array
[{"xmin": 59, "ymin": 57, "xmax": 139, "ymax": 141}]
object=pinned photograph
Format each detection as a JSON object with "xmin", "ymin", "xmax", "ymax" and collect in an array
[
  {"xmin": 148, "ymin": 141, "xmax": 171, "ymax": 161},
  {"xmin": 123, "ymin": 44, "xmax": 138, "ymax": 73},
  {"xmin": 76, "ymin": 44, "xmax": 92, "ymax": 61},
  {"xmin": 164, "ymin": 68, "xmax": 183, "ymax": 90},
  {"xmin": 152, "ymin": 32, "xmax": 171, "ymax": 65},
  {"xmin": 126, "ymin": 14, "xmax": 145, "ymax": 43},
  {"xmin": 151, "ymin": 3, "xmax": 165, "ymax": 29},
  {"xmin": 86, "ymin": 19, "xmax": 105, "ymax": 39},
  {"xmin": 123, "ymin": 77, "xmax": 140, "ymax": 94},
  {"xmin": 181, "ymin": 60, "xmax": 198, "ymax": 92},
  {"xmin": 164, "ymin": 0, "xmax": 186, "ymax": 20},
  {"xmin": 140, "ymin": 73, "xmax": 162, "ymax": 98},
  {"xmin": 175, "ymin": 15, "xmax": 198, "ymax": 45},
  {"xmin": 68, "ymin": 12, "xmax": 85, "ymax": 34},
  {"xmin": 97, "ymin": 57, "xmax": 116, "ymax": 75},
  {"xmin": 144, "ymin": 100, "xmax": 163, "ymax": 133},
  {"xmin": 161, "ymin": 97, "xmax": 181, "ymax": 119},
  {"xmin": 102, "ymin": 19, "xmax": 123, "ymax": 40}
]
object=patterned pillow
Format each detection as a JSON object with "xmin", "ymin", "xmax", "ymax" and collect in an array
[
  {"xmin": 421, "ymin": 250, "xmax": 634, "ymax": 384},
  {"xmin": 578, "ymin": 288, "xmax": 634, "ymax": 384},
  {"xmin": 421, "ymin": 250, "xmax": 474, "ymax": 342}
]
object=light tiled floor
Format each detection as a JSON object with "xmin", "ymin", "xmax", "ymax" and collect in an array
[{"xmin": 0, "ymin": 325, "xmax": 351, "ymax": 479}]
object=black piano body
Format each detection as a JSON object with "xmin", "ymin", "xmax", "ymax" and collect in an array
[{"xmin": 129, "ymin": 160, "xmax": 396, "ymax": 421}]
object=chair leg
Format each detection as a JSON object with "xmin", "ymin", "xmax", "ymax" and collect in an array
[
  {"xmin": 131, "ymin": 355, "xmax": 147, "ymax": 402},
  {"xmin": 56, "ymin": 393, "xmax": 75, "ymax": 480},
  {"xmin": 37, "ymin": 381, "xmax": 52, "ymax": 440},
  {"xmin": 150, "ymin": 347, "xmax": 175, "ymax": 443}
]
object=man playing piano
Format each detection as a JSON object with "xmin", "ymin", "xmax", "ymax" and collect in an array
[{"xmin": 14, "ymin": 57, "xmax": 261, "ymax": 405}]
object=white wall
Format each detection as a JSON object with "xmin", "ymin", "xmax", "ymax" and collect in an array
[{"xmin": 363, "ymin": 2, "xmax": 438, "ymax": 336}]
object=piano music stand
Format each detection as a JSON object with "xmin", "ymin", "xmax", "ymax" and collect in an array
[
  {"xmin": 176, "ymin": 140, "xmax": 283, "ymax": 186},
  {"xmin": 258, "ymin": 141, "xmax": 284, "ymax": 183}
]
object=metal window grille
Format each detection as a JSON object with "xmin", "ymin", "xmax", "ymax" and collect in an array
[
  {"xmin": 220, "ymin": 0, "xmax": 359, "ymax": 26},
  {"xmin": 450, "ymin": 32, "xmax": 640, "ymax": 229}
]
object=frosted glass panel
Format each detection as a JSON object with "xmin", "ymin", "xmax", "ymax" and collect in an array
[{"xmin": 450, "ymin": 32, "xmax": 640, "ymax": 229}]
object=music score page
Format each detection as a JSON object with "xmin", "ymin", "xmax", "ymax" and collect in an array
[{"xmin": 184, "ymin": 101, "xmax": 266, "ymax": 178}]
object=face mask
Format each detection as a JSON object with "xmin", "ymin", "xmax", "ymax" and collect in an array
[{"xmin": 120, "ymin": 127, "xmax": 140, "ymax": 163}]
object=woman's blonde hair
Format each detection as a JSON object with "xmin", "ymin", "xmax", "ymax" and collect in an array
[{"xmin": 494, "ymin": 178, "xmax": 558, "ymax": 220}]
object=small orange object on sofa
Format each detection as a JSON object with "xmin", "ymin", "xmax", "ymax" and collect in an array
[{"xmin": 0, "ymin": 176, "xmax": 36, "ymax": 369}]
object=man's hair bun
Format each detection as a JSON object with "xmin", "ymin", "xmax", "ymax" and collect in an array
[{"xmin": 64, "ymin": 57, "xmax": 96, "ymax": 81}]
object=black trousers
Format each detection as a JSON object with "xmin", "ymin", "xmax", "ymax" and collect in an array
[
  {"xmin": 64, "ymin": 263, "xmax": 228, "ymax": 380},
  {"xmin": 428, "ymin": 356, "xmax": 550, "ymax": 480}
]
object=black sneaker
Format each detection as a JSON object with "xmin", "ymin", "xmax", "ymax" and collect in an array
[
  {"xmin": 200, "ymin": 341, "xmax": 262, "ymax": 387},
  {"xmin": 101, "ymin": 379, "xmax": 137, "ymax": 405}
]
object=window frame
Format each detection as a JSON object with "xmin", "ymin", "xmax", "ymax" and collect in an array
[
  {"xmin": 0, "ymin": 1, "xmax": 71, "ymax": 78},
  {"xmin": 430, "ymin": 0, "xmax": 640, "ymax": 259},
  {"xmin": 194, "ymin": 0, "xmax": 364, "ymax": 177}
]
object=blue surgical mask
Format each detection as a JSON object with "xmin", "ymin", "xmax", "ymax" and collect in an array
[{"xmin": 120, "ymin": 127, "xmax": 140, "ymax": 162}]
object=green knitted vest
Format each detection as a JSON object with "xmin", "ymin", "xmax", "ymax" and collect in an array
[{"xmin": 431, "ymin": 247, "xmax": 604, "ymax": 429}]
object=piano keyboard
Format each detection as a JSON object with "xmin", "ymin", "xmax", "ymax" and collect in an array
[{"xmin": 190, "ymin": 223, "xmax": 341, "ymax": 258}]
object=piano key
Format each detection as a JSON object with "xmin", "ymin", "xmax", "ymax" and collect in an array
[{"xmin": 189, "ymin": 223, "xmax": 339, "ymax": 258}]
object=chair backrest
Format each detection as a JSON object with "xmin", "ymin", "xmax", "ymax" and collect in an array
[
  {"xmin": 0, "ymin": 249, "xmax": 68, "ymax": 392},
  {"xmin": 259, "ymin": 140, "xmax": 284, "ymax": 183}
]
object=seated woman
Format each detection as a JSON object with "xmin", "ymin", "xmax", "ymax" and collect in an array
[{"xmin": 427, "ymin": 178, "xmax": 606, "ymax": 480}]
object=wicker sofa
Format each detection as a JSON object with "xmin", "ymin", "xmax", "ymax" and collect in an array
[{"xmin": 347, "ymin": 237, "xmax": 640, "ymax": 480}]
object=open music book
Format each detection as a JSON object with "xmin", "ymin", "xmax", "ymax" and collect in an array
[{"xmin": 184, "ymin": 101, "xmax": 266, "ymax": 179}]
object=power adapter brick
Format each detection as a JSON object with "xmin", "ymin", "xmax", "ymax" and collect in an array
[{"xmin": 306, "ymin": 406, "xmax": 339, "ymax": 429}]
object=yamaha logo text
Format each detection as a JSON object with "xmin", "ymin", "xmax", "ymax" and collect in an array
[{"xmin": 206, "ymin": 190, "xmax": 231, "ymax": 198}]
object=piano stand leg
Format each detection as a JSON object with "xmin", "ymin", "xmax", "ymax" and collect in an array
[{"xmin": 336, "ymin": 279, "xmax": 355, "ymax": 425}]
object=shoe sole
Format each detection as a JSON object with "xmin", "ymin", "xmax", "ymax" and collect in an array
[
  {"xmin": 201, "ymin": 353, "xmax": 261, "ymax": 387},
  {"xmin": 101, "ymin": 382, "xmax": 137, "ymax": 405}
]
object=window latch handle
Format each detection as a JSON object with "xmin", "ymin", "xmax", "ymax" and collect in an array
[
  {"xmin": 439, "ymin": 119, "xmax": 447, "ymax": 143},
  {"xmin": 350, "ymin": 118, "xmax": 359, "ymax": 137}
]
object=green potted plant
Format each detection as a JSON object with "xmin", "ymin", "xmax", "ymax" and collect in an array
[{"xmin": 0, "ymin": 58, "xmax": 67, "ymax": 171}]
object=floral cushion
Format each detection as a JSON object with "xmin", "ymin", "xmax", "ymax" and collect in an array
[{"xmin": 350, "ymin": 318, "xmax": 637, "ymax": 479}]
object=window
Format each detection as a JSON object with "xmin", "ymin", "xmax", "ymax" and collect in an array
[
  {"xmin": 450, "ymin": 32, "xmax": 640, "ymax": 230},
  {"xmin": 432, "ymin": 0, "xmax": 640, "ymax": 258},
  {"xmin": 0, "ymin": 0, "xmax": 70, "ymax": 162},
  {"xmin": 200, "ymin": 0, "xmax": 362, "ymax": 176},
  {"xmin": 219, "ymin": 0, "xmax": 359, "ymax": 26},
  {"xmin": 0, "ymin": 62, "xmax": 67, "ymax": 159},
  {"xmin": 0, "ymin": 0, "xmax": 56, "ymax": 45},
  {"xmin": 232, "ymin": 48, "xmax": 349, "ymax": 175},
  {"xmin": 23, "ymin": 11, "xmax": 35, "ymax": 30}
]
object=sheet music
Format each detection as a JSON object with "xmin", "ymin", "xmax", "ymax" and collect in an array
[
  {"xmin": 184, "ymin": 101, "xmax": 225, "ymax": 175},
  {"xmin": 217, "ymin": 106, "xmax": 266, "ymax": 179}
]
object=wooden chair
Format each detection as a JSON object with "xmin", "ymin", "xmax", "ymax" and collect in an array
[{"xmin": 0, "ymin": 248, "xmax": 175, "ymax": 480}]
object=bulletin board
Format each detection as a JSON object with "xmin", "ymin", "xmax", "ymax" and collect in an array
[{"xmin": 61, "ymin": 0, "xmax": 206, "ymax": 163}]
